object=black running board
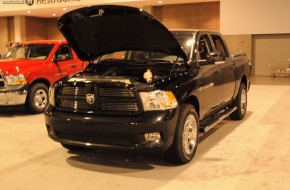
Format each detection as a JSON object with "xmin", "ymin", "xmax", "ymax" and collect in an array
[{"xmin": 200, "ymin": 107, "xmax": 237, "ymax": 133}]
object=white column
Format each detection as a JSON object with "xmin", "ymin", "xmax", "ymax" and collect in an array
[
  {"xmin": 0, "ymin": 17, "xmax": 9, "ymax": 55},
  {"xmin": 14, "ymin": 16, "xmax": 26, "ymax": 42}
]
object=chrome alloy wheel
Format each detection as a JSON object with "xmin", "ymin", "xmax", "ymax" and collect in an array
[
  {"xmin": 34, "ymin": 89, "xmax": 48, "ymax": 109},
  {"xmin": 240, "ymin": 88, "xmax": 247, "ymax": 115},
  {"xmin": 182, "ymin": 114, "xmax": 198, "ymax": 155}
]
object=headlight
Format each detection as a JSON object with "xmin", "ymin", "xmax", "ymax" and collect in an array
[
  {"xmin": 48, "ymin": 85, "xmax": 56, "ymax": 107},
  {"xmin": 139, "ymin": 90, "xmax": 178, "ymax": 111},
  {"xmin": 4, "ymin": 74, "xmax": 27, "ymax": 85}
]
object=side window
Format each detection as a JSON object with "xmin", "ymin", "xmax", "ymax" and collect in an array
[
  {"xmin": 56, "ymin": 45, "xmax": 72, "ymax": 61},
  {"xmin": 211, "ymin": 35, "xmax": 228, "ymax": 58},
  {"xmin": 197, "ymin": 35, "xmax": 212, "ymax": 61}
]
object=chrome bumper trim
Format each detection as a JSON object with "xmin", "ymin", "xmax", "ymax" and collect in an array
[
  {"xmin": 0, "ymin": 90, "xmax": 27, "ymax": 106},
  {"xmin": 48, "ymin": 133, "xmax": 164, "ymax": 150}
]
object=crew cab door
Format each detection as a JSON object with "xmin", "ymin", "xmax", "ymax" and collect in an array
[
  {"xmin": 196, "ymin": 34, "xmax": 224, "ymax": 116},
  {"xmin": 52, "ymin": 44, "xmax": 84, "ymax": 80},
  {"xmin": 210, "ymin": 34, "xmax": 236, "ymax": 103}
]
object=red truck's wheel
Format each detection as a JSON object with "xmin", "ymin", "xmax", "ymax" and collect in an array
[
  {"xmin": 25, "ymin": 83, "xmax": 48, "ymax": 114},
  {"xmin": 166, "ymin": 104, "xmax": 199, "ymax": 164}
]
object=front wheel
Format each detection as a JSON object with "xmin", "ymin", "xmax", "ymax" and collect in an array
[
  {"xmin": 25, "ymin": 83, "xmax": 48, "ymax": 114},
  {"xmin": 165, "ymin": 104, "xmax": 199, "ymax": 164},
  {"xmin": 230, "ymin": 83, "xmax": 247, "ymax": 120}
]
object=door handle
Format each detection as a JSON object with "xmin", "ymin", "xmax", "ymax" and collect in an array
[
  {"xmin": 215, "ymin": 61, "xmax": 225, "ymax": 64},
  {"xmin": 70, "ymin": 64, "xmax": 77, "ymax": 68},
  {"xmin": 229, "ymin": 65, "xmax": 235, "ymax": 70},
  {"xmin": 215, "ymin": 69, "xmax": 222, "ymax": 74}
]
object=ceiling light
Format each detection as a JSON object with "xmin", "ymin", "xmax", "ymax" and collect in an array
[
  {"xmin": 158, "ymin": 0, "xmax": 163, "ymax": 3},
  {"xmin": 52, "ymin": 14, "xmax": 57, "ymax": 17},
  {"xmin": 27, "ymin": 10, "xmax": 31, "ymax": 13},
  {"xmin": 63, "ymin": 8, "xmax": 67, "ymax": 11}
]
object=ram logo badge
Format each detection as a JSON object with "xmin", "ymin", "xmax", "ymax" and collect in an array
[{"xmin": 86, "ymin": 94, "xmax": 95, "ymax": 105}]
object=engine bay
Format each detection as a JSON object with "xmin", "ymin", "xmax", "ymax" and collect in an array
[{"xmin": 82, "ymin": 60, "xmax": 188, "ymax": 84}]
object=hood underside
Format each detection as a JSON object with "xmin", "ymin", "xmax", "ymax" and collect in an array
[{"xmin": 57, "ymin": 5, "xmax": 187, "ymax": 61}]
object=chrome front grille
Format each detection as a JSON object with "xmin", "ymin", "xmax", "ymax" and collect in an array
[
  {"xmin": 0, "ymin": 72, "xmax": 4, "ymax": 88},
  {"xmin": 100, "ymin": 102, "xmax": 139, "ymax": 112},
  {"xmin": 60, "ymin": 100, "xmax": 89, "ymax": 110},
  {"xmin": 56, "ymin": 85, "xmax": 140, "ymax": 114},
  {"xmin": 99, "ymin": 88, "xmax": 135, "ymax": 98},
  {"xmin": 61, "ymin": 86, "xmax": 91, "ymax": 95}
]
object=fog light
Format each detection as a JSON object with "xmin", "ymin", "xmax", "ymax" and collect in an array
[{"xmin": 145, "ymin": 132, "xmax": 161, "ymax": 141}]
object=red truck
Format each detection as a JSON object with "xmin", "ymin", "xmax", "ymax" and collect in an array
[{"xmin": 0, "ymin": 40, "xmax": 86, "ymax": 113}]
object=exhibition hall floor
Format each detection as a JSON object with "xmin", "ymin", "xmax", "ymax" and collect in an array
[{"xmin": 1, "ymin": 77, "xmax": 290, "ymax": 190}]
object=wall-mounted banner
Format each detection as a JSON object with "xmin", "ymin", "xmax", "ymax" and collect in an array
[
  {"xmin": 2, "ymin": 0, "xmax": 27, "ymax": 5},
  {"xmin": 0, "ymin": 0, "xmax": 139, "ymax": 13},
  {"xmin": 2, "ymin": 0, "xmax": 80, "ymax": 6}
]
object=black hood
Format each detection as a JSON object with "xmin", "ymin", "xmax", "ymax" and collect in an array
[{"xmin": 57, "ymin": 5, "xmax": 187, "ymax": 61}]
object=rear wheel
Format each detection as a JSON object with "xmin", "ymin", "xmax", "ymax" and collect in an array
[
  {"xmin": 166, "ymin": 104, "xmax": 199, "ymax": 164},
  {"xmin": 230, "ymin": 83, "xmax": 247, "ymax": 120},
  {"xmin": 25, "ymin": 83, "xmax": 49, "ymax": 114}
]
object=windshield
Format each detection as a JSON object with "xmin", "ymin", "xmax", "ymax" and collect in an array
[
  {"xmin": 95, "ymin": 50, "xmax": 184, "ymax": 64},
  {"xmin": 1, "ymin": 44, "xmax": 54, "ymax": 60},
  {"xmin": 171, "ymin": 31, "xmax": 195, "ymax": 59},
  {"xmin": 92, "ymin": 31, "xmax": 195, "ymax": 64}
]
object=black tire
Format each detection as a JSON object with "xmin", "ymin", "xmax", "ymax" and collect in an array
[
  {"xmin": 230, "ymin": 83, "xmax": 247, "ymax": 120},
  {"xmin": 165, "ymin": 104, "xmax": 199, "ymax": 164},
  {"xmin": 25, "ymin": 83, "xmax": 49, "ymax": 114},
  {"xmin": 61, "ymin": 143, "xmax": 86, "ymax": 151}
]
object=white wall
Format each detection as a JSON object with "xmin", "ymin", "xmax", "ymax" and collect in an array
[{"xmin": 221, "ymin": 0, "xmax": 290, "ymax": 35}]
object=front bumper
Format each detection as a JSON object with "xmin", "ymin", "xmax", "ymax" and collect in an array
[
  {"xmin": 44, "ymin": 106, "xmax": 179, "ymax": 151},
  {"xmin": 0, "ymin": 87, "xmax": 28, "ymax": 106}
]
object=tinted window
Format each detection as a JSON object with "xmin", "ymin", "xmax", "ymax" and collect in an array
[
  {"xmin": 197, "ymin": 34, "xmax": 213, "ymax": 60},
  {"xmin": 57, "ymin": 45, "xmax": 73, "ymax": 60},
  {"xmin": 211, "ymin": 35, "xmax": 228, "ymax": 57}
]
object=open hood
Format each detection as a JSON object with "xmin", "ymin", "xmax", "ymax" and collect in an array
[{"xmin": 57, "ymin": 5, "xmax": 187, "ymax": 61}]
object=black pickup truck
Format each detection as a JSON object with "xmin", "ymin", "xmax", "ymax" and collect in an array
[{"xmin": 44, "ymin": 5, "xmax": 251, "ymax": 164}]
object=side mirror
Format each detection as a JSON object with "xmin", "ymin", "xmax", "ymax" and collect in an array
[
  {"xmin": 209, "ymin": 52, "xmax": 226, "ymax": 61},
  {"xmin": 188, "ymin": 60, "xmax": 198, "ymax": 68},
  {"xmin": 188, "ymin": 61, "xmax": 199, "ymax": 77},
  {"xmin": 198, "ymin": 59, "xmax": 215, "ymax": 66}
]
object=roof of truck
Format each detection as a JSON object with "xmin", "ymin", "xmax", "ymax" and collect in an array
[
  {"xmin": 20, "ymin": 40, "xmax": 68, "ymax": 45},
  {"xmin": 170, "ymin": 29, "xmax": 221, "ymax": 34}
]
